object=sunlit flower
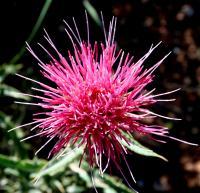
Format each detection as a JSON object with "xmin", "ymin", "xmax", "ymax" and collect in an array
[{"xmin": 12, "ymin": 14, "xmax": 196, "ymax": 181}]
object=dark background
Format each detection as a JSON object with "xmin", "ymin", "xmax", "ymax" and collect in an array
[{"xmin": 0, "ymin": 0, "xmax": 199, "ymax": 193}]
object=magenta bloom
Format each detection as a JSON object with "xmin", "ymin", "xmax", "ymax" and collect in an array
[{"xmin": 14, "ymin": 16, "xmax": 196, "ymax": 176}]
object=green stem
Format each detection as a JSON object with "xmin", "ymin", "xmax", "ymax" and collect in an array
[{"xmin": 9, "ymin": 0, "xmax": 53, "ymax": 64}]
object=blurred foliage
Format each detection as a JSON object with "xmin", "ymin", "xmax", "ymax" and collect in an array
[
  {"xmin": 0, "ymin": 1, "xmax": 168, "ymax": 193},
  {"xmin": 83, "ymin": 0, "xmax": 101, "ymax": 26},
  {"xmin": 0, "ymin": 149, "xmax": 137, "ymax": 193}
]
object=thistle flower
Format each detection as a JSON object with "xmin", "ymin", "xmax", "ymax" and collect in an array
[{"xmin": 12, "ymin": 14, "xmax": 197, "ymax": 182}]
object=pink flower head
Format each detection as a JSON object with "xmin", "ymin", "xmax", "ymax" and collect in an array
[{"xmin": 14, "ymin": 15, "xmax": 196, "ymax": 178}]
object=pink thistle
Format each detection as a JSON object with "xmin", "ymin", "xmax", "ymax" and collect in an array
[{"xmin": 13, "ymin": 14, "xmax": 197, "ymax": 184}]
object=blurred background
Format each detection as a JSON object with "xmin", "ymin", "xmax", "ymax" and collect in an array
[{"xmin": 0, "ymin": 0, "xmax": 199, "ymax": 193}]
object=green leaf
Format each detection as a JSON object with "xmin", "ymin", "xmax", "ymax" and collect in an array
[
  {"xmin": 28, "ymin": 190, "xmax": 42, "ymax": 193},
  {"xmin": 34, "ymin": 148, "xmax": 83, "ymax": 181},
  {"xmin": 120, "ymin": 134, "xmax": 167, "ymax": 161},
  {"xmin": 0, "ymin": 154, "xmax": 45, "ymax": 173},
  {"xmin": 69, "ymin": 162, "xmax": 91, "ymax": 186},
  {"xmin": 80, "ymin": 160, "xmax": 135, "ymax": 193},
  {"xmin": 0, "ymin": 111, "xmax": 28, "ymax": 158},
  {"xmin": 0, "ymin": 63, "xmax": 22, "ymax": 82},
  {"xmin": 0, "ymin": 84, "xmax": 30, "ymax": 100},
  {"xmin": 67, "ymin": 184, "xmax": 85, "ymax": 193},
  {"xmin": 102, "ymin": 173, "xmax": 137, "ymax": 193},
  {"xmin": 83, "ymin": 0, "xmax": 101, "ymax": 26},
  {"xmin": 103, "ymin": 188, "xmax": 117, "ymax": 193},
  {"xmin": 52, "ymin": 180, "xmax": 65, "ymax": 193}
]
